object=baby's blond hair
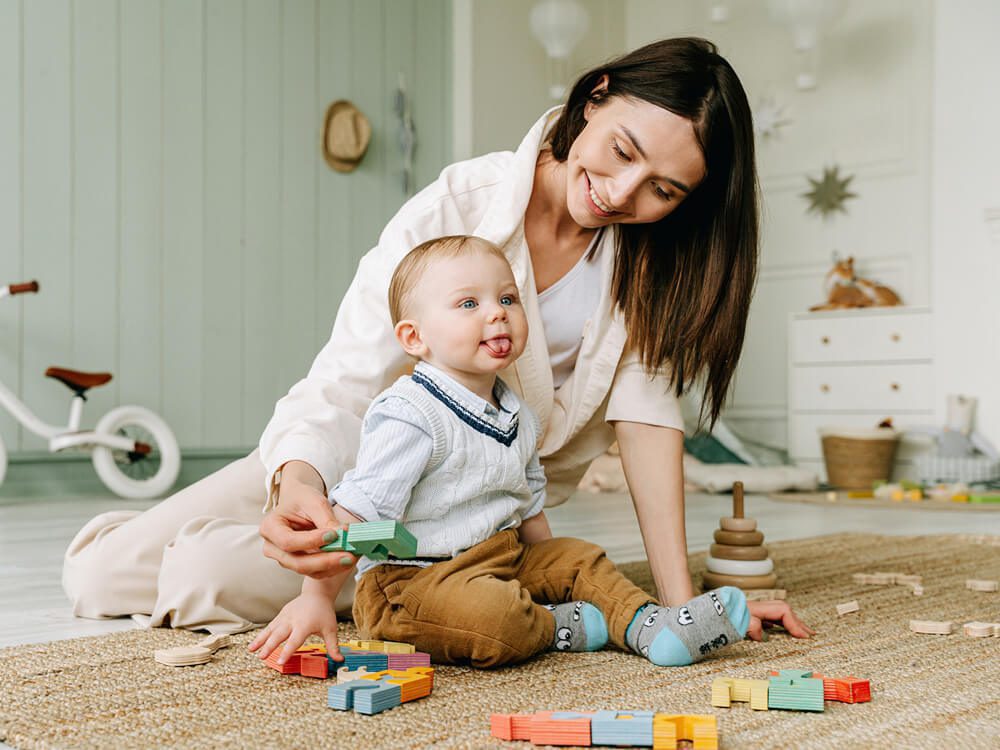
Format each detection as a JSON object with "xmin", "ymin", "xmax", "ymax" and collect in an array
[{"xmin": 388, "ymin": 235, "xmax": 509, "ymax": 325}]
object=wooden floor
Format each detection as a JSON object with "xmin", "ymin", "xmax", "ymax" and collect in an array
[{"xmin": 1, "ymin": 488, "xmax": 993, "ymax": 650}]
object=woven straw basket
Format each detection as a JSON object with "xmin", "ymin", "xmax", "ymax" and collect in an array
[{"xmin": 820, "ymin": 426, "xmax": 900, "ymax": 489}]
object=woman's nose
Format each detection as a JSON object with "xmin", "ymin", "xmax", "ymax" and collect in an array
[{"xmin": 606, "ymin": 170, "xmax": 644, "ymax": 210}]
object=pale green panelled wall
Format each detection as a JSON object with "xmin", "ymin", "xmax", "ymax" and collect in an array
[{"xmin": 0, "ymin": 0, "xmax": 451, "ymax": 459}]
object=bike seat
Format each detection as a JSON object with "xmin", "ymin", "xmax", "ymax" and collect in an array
[{"xmin": 45, "ymin": 367, "xmax": 113, "ymax": 396}]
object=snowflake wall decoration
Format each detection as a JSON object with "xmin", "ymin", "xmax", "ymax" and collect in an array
[
  {"xmin": 753, "ymin": 96, "xmax": 791, "ymax": 140},
  {"xmin": 802, "ymin": 165, "xmax": 857, "ymax": 218}
]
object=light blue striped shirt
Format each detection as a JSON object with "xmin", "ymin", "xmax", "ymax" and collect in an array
[{"xmin": 330, "ymin": 362, "xmax": 546, "ymax": 575}]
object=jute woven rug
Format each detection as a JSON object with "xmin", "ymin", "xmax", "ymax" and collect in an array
[{"xmin": 2, "ymin": 533, "xmax": 998, "ymax": 750}]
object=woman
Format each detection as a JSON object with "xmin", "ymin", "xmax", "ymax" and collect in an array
[{"xmin": 64, "ymin": 38, "xmax": 810, "ymax": 641}]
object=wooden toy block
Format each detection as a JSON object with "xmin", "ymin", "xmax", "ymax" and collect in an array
[
  {"xmin": 769, "ymin": 669, "xmax": 813, "ymax": 679},
  {"xmin": 327, "ymin": 666, "xmax": 433, "ymax": 715},
  {"xmin": 490, "ymin": 713, "xmax": 534, "ymax": 742},
  {"xmin": 336, "ymin": 665, "xmax": 371, "ymax": 684},
  {"xmin": 300, "ymin": 653, "xmax": 329, "ymax": 679},
  {"xmin": 702, "ymin": 571, "xmax": 777, "ymax": 590},
  {"xmin": 767, "ymin": 676, "xmax": 824, "ymax": 712},
  {"xmin": 333, "ymin": 645, "xmax": 389, "ymax": 672},
  {"xmin": 963, "ymin": 621, "xmax": 999, "ymax": 638},
  {"xmin": 327, "ymin": 678, "xmax": 397, "ymax": 712},
  {"xmin": 710, "ymin": 678, "xmax": 733, "ymax": 707},
  {"xmin": 909, "ymin": 619, "xmax": 955, "ymax": 635},
  {"xmin": 713, "ymin": 529, "xmax": 764, "ymax": 546},
  {"xmin": 835, "ymin": 677, "xmax": 871, "ymax": 703},
  {"xmin": 529, "ymin": 711, "xmax": 594, "ymax": 747},
  {"xmin": 965, "ymin": 579, "xmax": 999, "ymax": 592},
  {"xmin": 319, "ymin": 520, "xmax": 418, "ymax": 560},
  {"xmin": 836, "ymin": 600, "xmax": 860, "ymax": 616},
  {"xmin": 744, "ymin": 588, "xmax": 787, "ymax": 602},
  {"xmin": 894, "ymin": 574, "xmax": 922, "ymax": 586},
  {"xmin": 592, "ymin": 710, "xmax": 654, "ymax": 747},
  {"xmin": 653, "ymin": 715, "xmax": 717, "ymax": 750},
  {"xmin": 344, "ymin": 639, "xmax": 416, "ymax": 654},
  {"xmin": 710, "ymin": 542, "xmax": 768, "ymax": 560}
]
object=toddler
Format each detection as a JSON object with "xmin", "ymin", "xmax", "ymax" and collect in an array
[{"xmin": 250, "ymin": 235, "xmax": 750, "ymax": 668}]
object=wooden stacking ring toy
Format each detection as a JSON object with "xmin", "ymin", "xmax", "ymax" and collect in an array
[
  {"xmin": 713, "ymin": 529, "xmax": 764, "ymax": 546},
  {"xmin": 702, "ymin": 571, "xmax": 778, "ymax": 590},
  {"xmin": 720, "ymin": 516, "xmax": 757, "ymax": 532},
  {"xmin": 705, "ymin": 555, "xmax": 774, "ymax": 576},
  {"xmin": 710, "ymin": 543, "xmax": 769, "ymax": 561}
]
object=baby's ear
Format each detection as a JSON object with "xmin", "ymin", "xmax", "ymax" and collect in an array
[{"xmin": 394, "ymin": 319, "xmax": 424, "ymax": 357}]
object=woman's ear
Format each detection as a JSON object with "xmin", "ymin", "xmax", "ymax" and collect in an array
[
  {"xmin": 394, "ymin": 319, "xmax": 426, "ymax": 358},
  {"xmin": 584, "ymin": 74, "xmax": 609, "ymax": 121}
]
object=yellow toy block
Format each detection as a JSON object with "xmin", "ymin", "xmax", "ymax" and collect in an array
[
  {"xmin": 344, "ymin": 639, "xmax": 415, "ymax": 654},
  {"xmin": 710, "ymin": 678, "xmax": 732, "ymax": 707},
  {"xmin": 653, "ymin": 715, "xmax": 717, "ymax": 750},
  {"xmin": 749, "ymin": 680, "xmax": 769, "ymax": 710}
]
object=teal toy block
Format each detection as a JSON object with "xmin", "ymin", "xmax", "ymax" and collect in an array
[
  {"xmin": 321, "ymin": 520, "xmax": 418, "ymax": 560},
  {"xmin": 592, "ymin": 710, "xmax": 654, "ymax": 747},
  {"xmin": 774, "ymin": 669, "xmax": 814, "ymax": 679},
  {"xmin": 327, "ymin": 675, "xmax": 402, "ymax": 715},
  {"xmin": 768, "ymin": 676, "xmax": 825, "ymax": 712}
]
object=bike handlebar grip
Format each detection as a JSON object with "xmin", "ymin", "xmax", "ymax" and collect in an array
[{"xmin": 9, "ymin": 281, "xmax": 39, "ymax": 294}]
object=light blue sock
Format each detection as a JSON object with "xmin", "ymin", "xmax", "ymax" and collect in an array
[
  {"xmin": 544, "ymin": 601, "xmax": 609, "ymax": 652},
  {"xmin": 625, "ymin": 587, "xmax": 749, "ymax": 667}
]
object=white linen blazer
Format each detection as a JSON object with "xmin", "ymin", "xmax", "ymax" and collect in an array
[{"xmin": 260, "ymin": 108, "xmax": 684, "ymax": 509}]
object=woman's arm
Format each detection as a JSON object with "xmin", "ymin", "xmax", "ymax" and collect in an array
[{"xmin": 613, "ymin": 420, "xmax": 694, "ymax": 606}]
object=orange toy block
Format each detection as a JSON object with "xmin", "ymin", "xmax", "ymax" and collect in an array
[
  {"xmin": 359, "ymin": 667, "xmax": 434, "ymax": 703},
  {"xmin": 264, "ymin": 644, "xmax": 325, "ymax": 674},
  {"xmin": 300, "ymin": 653, "xmax": 329, "ymax": 679},
  {"xmin": 490, "ymin": 713, "xmax": 535, "ymax": 742},
  {"xmin": 528, "ymin": 711, "xmax": 594, "ymax": 747}
]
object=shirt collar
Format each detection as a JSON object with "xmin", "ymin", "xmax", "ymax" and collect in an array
[{"xmin": 413, "ymin": 361, "xmax": 519, "ymax": 426}]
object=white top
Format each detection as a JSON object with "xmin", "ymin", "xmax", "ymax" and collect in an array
[
  {"xmin": 537, "ymin": 229, "xmax": 604, "ymax": 390},
  {"xmin": 260, "ymin": 107, "xmax": 685, "ymax": 511},
  {"xmin": 330, "ymin": 362, "xmax": 545, "ymax": 579}
]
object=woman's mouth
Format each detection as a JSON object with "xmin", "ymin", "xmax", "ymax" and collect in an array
[
  {"xmin": 481, "ymin": 336, "xmax": 512, "ymax": 357},
  {"xmin": 585, "ymin": 174, "xmax": 617, "ymax": 218}
]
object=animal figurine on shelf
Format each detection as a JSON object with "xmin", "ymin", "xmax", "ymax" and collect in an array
[{"xmin": 810, "ymin": 255, "xmax": 902, "ymax": 311}]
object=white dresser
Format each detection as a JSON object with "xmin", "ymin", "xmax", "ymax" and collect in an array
[{"xmin": 787, "ymin": 307, "xmax": 934, "ymax": 481}]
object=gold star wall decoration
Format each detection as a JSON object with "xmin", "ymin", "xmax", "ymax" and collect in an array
[{"xmin": 802, "ymin": 165, "xmax": 857, "ymax": 218}]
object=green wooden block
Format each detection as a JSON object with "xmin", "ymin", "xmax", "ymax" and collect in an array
[
  {"xmin": 767, "ymin": 677, "xmax": 824, "ymax": 712},
  {"xmin": 321, "ymin": 521, "xmax": 418, "ymax": 560},
  {"xmin": 969, "ymin": 493, "xmax": 1000, "ymax": 504}
]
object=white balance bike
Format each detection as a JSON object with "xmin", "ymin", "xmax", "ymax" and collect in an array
[{"xmin": 0, "ymin": 281, "xmax": 180, "ymax": 498}]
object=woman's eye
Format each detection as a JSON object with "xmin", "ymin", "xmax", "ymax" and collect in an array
[
  {"xmin": 500, "ymin": 295, "xmax": 515, "ymax": 306},
  {"xmin": 654, "ymin": 184, "xmax": 672, "ymax": 201},
  {"xmin": 612, "ymin": 141, "xmax": 631, "ymax": 162},
  {"xmin": 461, "ymin": 299, "xmax": 477, "ymax": 309}
]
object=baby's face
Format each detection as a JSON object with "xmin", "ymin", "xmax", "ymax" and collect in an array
[{"xmin": 407, "ymin": 249, "xmax": 528, "ymax": 380}]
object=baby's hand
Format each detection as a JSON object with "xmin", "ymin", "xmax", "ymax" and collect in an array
[
  {"xmin": 248, "ymin": 591, "xmax": 343, "ymax": 665},
  {"xmin": 746, "ymin": 600, "xmax": 815, "ymax": 641}
]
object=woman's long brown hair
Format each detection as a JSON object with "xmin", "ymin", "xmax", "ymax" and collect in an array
[{"xmin": 549, "ymin": 37, "xmax": 759, "ymax": 428}]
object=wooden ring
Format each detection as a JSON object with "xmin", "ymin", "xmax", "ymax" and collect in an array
[
  {"xmin": 714, "ymin": 529, "xmax": 764, "ymax": 546},
  {"xmin": 706, "ymin": 555, "xmax": 774, "ymax": 576},
  {"xmin": 720, "ymin": 517, "xmax": 757, "ymax": 532},
  {"xmin": 710, "ymin": 543, "xmax": 768, "ymax": 561},
  {"xmin": 702, "ymin": 571, "xmax": 778, "ymax": 590}
]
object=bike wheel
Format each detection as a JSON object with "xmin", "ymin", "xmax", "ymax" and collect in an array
[{"xmin": 91, "ymin": 406, "xmax": 180, "ymax": 499}]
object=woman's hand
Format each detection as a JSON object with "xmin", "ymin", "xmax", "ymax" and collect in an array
[
  {"xmin": 259, "ymin": 466, "xmax": 359, "ymax": 578},
  {"xmin": 248, "ymin": 591, "xmax": 345, "ymax": 665},
  {"xmin": 745, "ymin": 600, "xmax": 815, "ymax": 641}
]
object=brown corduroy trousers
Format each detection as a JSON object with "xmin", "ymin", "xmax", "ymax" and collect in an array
[{"xmin": 352, "ymin": 529, "xmax": 652, "ymax": 668}]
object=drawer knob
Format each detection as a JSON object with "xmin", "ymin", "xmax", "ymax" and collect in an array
[
  {"xmin": 821, "ymin": 336, "xmax": 831, "ymax": 345},
  {"xmin": 891, "ymin": 333, "xmax": 901, "ymax": 343},
  {"xmin": 890, "ymin": 382, "xmax": 900, "ymax": 391},
  {"xmin": 820, "ymin": 384, "xmax": 830, "ymax": 393}
]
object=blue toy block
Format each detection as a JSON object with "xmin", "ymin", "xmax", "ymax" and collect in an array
[
  {"xmin": 353, "ymin": 681, "xmax": 402, "ymax": 715},
  {"xmin": 331, "ymin": 646, "xmax": 388, "ymax": 672},
  {"xmin": 592, "ymin": 710, "xmax": 654, "ymax": 747},
  {"xmin": 327, "ymin": 680, "xmax": 386, "ymax": 711}
]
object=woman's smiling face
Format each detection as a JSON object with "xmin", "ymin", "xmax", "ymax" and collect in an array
[{"xmin": 564, "ymin": 94, "xmax": 707, "ymax": 228}]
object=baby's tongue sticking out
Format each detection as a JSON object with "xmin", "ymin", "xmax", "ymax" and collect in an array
[{"xmin": 483, "ymin": 337, "xmax": 511, "ymax": 355}]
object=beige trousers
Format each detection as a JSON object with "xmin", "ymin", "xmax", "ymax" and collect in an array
[{"xmin": 61, "ymin": 449, "xmax": 356, "ymax": 634}]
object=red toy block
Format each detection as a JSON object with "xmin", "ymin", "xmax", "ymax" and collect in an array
[
  {"xmin": 835, "ymin": 677, "xmax": 871, "ymax": 703},
  {"xmin": 300, "ymin": 653, "xmax": 329, "ymax": 679},
  {"xmin": 529, "ymin": 711, "xmax": 594, "ymax": 747}
]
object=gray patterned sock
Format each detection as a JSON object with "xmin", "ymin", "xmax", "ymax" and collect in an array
[
  {"xmin": 544, "ymin": 601, "xmax": 609, "ymax": 652},
  {"xmin": 624, "ymin": 587, "xmax": 750, "ymax": 666}
]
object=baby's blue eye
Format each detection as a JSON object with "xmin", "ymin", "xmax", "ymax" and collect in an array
[
  {"xmin": 500, "ymin": 295, "xmax": 515, "ymax": 306},
  {"xmin": 461, "ymin": 299, "xmax": 477, "ymax": 309}
]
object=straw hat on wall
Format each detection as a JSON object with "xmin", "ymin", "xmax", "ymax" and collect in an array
[{"xmin": 322, "ymin": 100, "xmax": 372, "ymax": 173}]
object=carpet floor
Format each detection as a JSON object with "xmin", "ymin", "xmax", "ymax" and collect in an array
[{"xmin": 1, "ymin": 533, "xmax": 998, "ymax": 749}]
